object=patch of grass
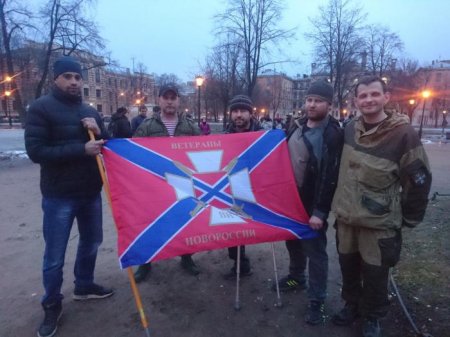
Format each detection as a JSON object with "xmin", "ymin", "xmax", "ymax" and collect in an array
[{"xmin": 391, "ymin": 198, "xmax": 450, "ymax": 336}]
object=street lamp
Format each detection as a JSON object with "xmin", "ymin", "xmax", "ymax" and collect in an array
[
  {"xmin": 4, "ymin": 90, "xmax": 12, "ymax": 127},
  {"xmin": 408, "ymin": 99, "xmax": 416, "ymax": 122},
  {"xmin": 195, "ymin": 75, "xmax": 204, "ymax": 125},
  {"xmin": 418, "ymin": 90, "xmax": 431, "ymax": 139},
  {"xmin": 442, "ymin": 110, "xmax": 448, "ymax": 138}
]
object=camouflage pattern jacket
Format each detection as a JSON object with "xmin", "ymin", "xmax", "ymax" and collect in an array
[
  {"xmin": 134, "ymin": 112, "xmax": 200, "ymax": 137},
  {"xmin": 332, "ymin": 112, "xmax": 432, "ymax": 230}
]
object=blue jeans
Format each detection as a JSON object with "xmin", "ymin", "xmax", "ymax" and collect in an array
[
  {"xmin": 41, "ymin": 194, "xmax": 103, "ymax": 305},
  {"xmin": 285, "ymin": 226, "xmax": 328, "ymax": 302}
]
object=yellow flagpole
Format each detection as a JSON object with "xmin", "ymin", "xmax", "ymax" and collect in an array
[{"xmin": 88, "ymin": 130, "xmax": 150, "ymax": 336}]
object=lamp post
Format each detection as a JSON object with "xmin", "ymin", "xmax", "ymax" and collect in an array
[
  {"xmin": 442, "ymin": 110, "xmax": 448, "ymax": 138},
  {"xmin": 4, "ymin": 89, "xmax": 12, "ymax": 127},
  {"xmin": 408, "ymin": 99, "xmax": 416, "ymax": 122},
  {"xmin": 418, "ymin": 90, "xmax": 431, "ymax": 139},
  {"xmin": 195, "ymin": 75, "xmax": 204, "ymax": 126}
]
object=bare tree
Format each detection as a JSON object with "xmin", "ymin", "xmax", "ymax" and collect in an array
[
  {"xmin": 34, "ymin": 0, "xmax": 105, "ymax": 98},
  {"xmin": 306, "ymin": 0, "xmax": 366, "ymax": 111},
  {"xmin": 389, "ymin": 58, "xmax": 420, "ymax": 121},
  {"xmin": 0, "ymin": 0, "xmax": 34, "ymax": 124},
  {"xmin": 215, "ymin": 0, "xmax": 294, "ymax": 97},
  {"xmin": 156, "ymin": 73, "xmax": 181, "ymax": 87},
  {"xmin": 364, "ymin": 24, "xmax": 403, "ymax": 77},
  {"xmin": 202, "ymin": 39, "xmax": 243, "ymax": 127}
]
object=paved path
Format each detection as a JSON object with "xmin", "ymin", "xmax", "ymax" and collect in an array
[{"xmin": 0, "ymin": 129, "xmax": 25, "ymax": 153}]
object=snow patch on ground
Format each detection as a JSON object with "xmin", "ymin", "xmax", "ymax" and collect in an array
[{"xmin": 0, "ymin": 151, "xmax": 28, "ymax": 160}]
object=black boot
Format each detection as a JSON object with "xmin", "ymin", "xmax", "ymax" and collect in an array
[
  {"xmin": 305, "ymin": 300, "xmax": 325, "ymax": 325},
  {"xmin": 134, "ymin": 263, "xmax": 152, "ymax": 283},
  {"xmin": 180, "ymin": 255, "xmax": 200, "ymax": 276},
  {"xmin": 332, "ymin": 302, "xmax": 359, "ymax": 326},
  {"xmin": 223, "ymin": 257, "xmax": 252, "ymax": 280},
  {"xmin": 362, "ymin": 317, "xmax": 381, "ymax": 337},
  {"xmin": 38, "ymin": 302, "xmax": 62, "ymax": 337}
]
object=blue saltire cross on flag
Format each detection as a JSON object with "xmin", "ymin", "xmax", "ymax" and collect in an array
[{"xmin": 102, "ymin": 130, "xmax": 315, "ymax": 269}]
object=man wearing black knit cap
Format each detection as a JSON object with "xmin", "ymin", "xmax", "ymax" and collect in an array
[
  {"xmin": 275, "ymin": 80, "xmax": 343, "ymax": 325},
  {"xmin": 25, "ymin": 55, "xmax": 113, "ymax": 337},
  {"xmin": 224, "ymin": 94, "xmax": 262, "ymax": 278}
]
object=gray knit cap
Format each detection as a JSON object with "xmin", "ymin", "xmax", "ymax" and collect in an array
[
  {"xmin": 229, "ymin": 94, "xmax": 253, "ymax": 112},
  {"xmin": 306, "ymin": 81, "xmax": 333, "ymax": 104}
]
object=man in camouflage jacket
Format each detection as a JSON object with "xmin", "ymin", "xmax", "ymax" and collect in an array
[{"xmin": 331, "ymin": 76, "xmax": 432, "ymax": 337}]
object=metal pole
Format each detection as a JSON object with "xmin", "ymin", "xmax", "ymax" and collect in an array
[
  {"xmin": 234, "ymin": 246, "xmax": 241, "ymax": 311},
  {"xmin": 197, "ymin": 85, "xmax": 201, "ymax": 126},
  {"xmin": 7, "ymin": 96, "xmax": 12, "ymax": 128},
  {"xmin": 418, "ymin": 98, "xmax": 426, "ymax": 139}
]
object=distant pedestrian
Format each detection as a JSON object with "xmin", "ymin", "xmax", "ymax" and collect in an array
[
  {"xmin": 108, "ymin": 107, "xmax": 132, "ymax": 138},
  {"xmin": 199, "ymin": 116, "xmax": 211, "ymax": 135},
  {"xmin": 342, "ymin": 113, "xmax": 354, "ymax": 128},
  {"xmin": 25, "ymin": 55, "xmax": 113, "ymax": 337},
  {"xmin": 260, "ymin": 114, "xmax": 273, "ymax": 130},
  {"xmin": 131, "ymin": 105, "xmax": 148, "ymax": 134}
]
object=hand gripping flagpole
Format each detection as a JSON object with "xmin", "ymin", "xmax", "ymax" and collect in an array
[{"xmin": 88, "ymin": 130, "xmax": 151, "ymax": 337}]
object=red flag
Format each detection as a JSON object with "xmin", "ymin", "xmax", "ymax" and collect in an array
[{"xmin": 102, "ymin": 130, "xmax": 314, "ymax": 268}]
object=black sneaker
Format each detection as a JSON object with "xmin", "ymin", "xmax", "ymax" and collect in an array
[
  {"xmin": 332, "ymin": 302, "xmax": 359, "ymax": 326},
  {"xmin": 73, "ymin": 283, "xmax": 114, "ymax": 301},
  {"xmin": 305, "ymin": 301, "xmax": 325, "ymax": 325},
  {"xmin": 272, "ymin": 275, "xmax": 307, "ymax": 292},
  {"xmin": 362, "ymin": 317, "xmax": 381, "ymax": 337},
  {"xmin": 37, "ymin": 302, "xmax": 62, "ymax": 337},
  {"xmin": 134, "ymin": 263, "xmax": 152, "ymax": 283},
  {"xmin": 180, "ymin": 255, "xmax": 200, "ymax": 276}
]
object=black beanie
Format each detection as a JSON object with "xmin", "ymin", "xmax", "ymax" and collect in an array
[
  {"xmin": 229, "ymin": 94, "xmax": 253, "ymax": 112},
  {"xmin": 53, "ymin": 56, "xmax": 83, "ymax": 79},
  {"xmin": 306, "ymin": 81, "xmax": 333, "ymax": 104}
]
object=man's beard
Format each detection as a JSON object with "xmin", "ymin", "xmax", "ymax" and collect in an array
[{"xmin": 307, "ymin": 111, "xmax": 328, "ymax": 121}]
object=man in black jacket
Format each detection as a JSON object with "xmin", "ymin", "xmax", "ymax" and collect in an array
[
  {"xmin": 275, "ymin": 81, "xmax": 343, "ymax": 325},
  {"xmin": 109, "ymin": 106, "xmax": 132, "ymax": 138},
  {"xmin": 25, "ymin": 55, "xmax": 113, "ymax": 337}
]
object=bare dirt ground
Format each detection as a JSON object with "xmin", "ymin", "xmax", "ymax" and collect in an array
[{"xmin": 0, "ymin": 141, "xmax": 449, "ymax": 337}]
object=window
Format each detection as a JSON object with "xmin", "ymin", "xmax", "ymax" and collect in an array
[
  {"xmin": 96, "ymin": 89, "xmax": 101, "ymax": 98},
  {"xmin": 97, "ymin": 104, "xmax": 102, "ymax": 112},
  {"xmin": 82, "ymin": 69, "xmax": 88, "ymax": 80},
  {"xmin": 83, "ymin": 88, "xmax": 89, "ymax": 97},
  {"xmin": 95, "ymin": 68, "xmax": 101, "ymax": 83}
]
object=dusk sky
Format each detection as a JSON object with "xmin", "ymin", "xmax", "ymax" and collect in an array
[{"xmin": 32, "ymin": 0, "xmax": 450, "ymax": 81}]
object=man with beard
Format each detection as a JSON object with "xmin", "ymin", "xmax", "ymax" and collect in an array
[
  {"xmin": 223, "ymin": 94, "xmax": 262, "ymax": 278},
  {"xmin": 132, "ymin": 84, "xmax": 201, "ymax": 283},
  {"xmin": 275, "ymin": 81, "xmax": 343, "ymax": 325},
  {"xmin": 25, "ymin": 55, "xmax": 113, "ymax": 337},
  {"xmin": 131, "ymin": 105, "xmax": 148, "ymax": 134},
  {"xmin": 331, "ymin": 76, "xmax": 431, "ymax": 337}
]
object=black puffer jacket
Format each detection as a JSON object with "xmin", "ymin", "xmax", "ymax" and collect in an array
[{"xmin": 25, "ymin": 87, "xmax": 107, "ymax": 198}]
